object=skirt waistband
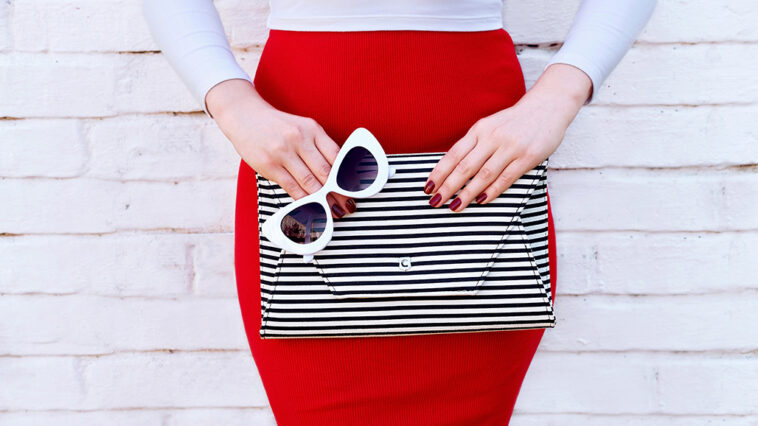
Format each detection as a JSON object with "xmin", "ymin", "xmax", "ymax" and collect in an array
[{"xmin": 253, "ymin": 29, "xmax": 526, "ymax": 154}]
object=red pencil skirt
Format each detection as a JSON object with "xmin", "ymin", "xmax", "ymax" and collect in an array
[{"xmin": 234, "ymin": 29, "xmax": 558, "ymax": 425}]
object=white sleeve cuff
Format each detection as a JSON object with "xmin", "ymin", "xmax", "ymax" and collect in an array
[
  {"xmin": 176, "ymin": 46, "xmax": 254, "ymax": 117},
  {"xmin": 541, "ymin": 0, "xmax": 658, "ymax": 105}
]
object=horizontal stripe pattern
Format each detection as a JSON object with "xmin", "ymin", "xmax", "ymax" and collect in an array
[{"xmin": 256, "ymin": 152, "xmax": 556, "ymax": 338}]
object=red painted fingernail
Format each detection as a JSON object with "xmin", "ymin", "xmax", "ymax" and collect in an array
[
  {"xmin": 345, "ymin": 199, "xmax": 357, "ymax": 213},
  {"xmin": 429, "ymin": 193, "xmax": 442, "ymax": 207},
  {"xmin": 449, "ymin": 197, "xmax": 462, "ymax": 211},
  {"xmin": 424, "ymin": 180, "xmax": 435, "ymax": 194},
  {"xmin": 331, "ymin": 203, "xmax": 345, "ymax": 217},
  {"xmin": 475, "ymin": 192, "xmax": 487, "ymax": 203}
]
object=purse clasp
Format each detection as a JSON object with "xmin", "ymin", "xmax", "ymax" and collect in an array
[{"xmin": 399, "ymin": 256, "xmax": 412, "ymax": 271}]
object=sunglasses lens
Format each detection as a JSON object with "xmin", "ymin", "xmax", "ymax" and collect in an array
[
  {"xmin": 336, "ymin": 146, "xmax": 379, "ymax": 192},
  {"xmin": 280, "ymin": 202, "xmax": 327, "ymax": 244}
]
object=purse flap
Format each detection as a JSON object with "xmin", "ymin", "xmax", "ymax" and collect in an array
[{"xmin": 310, "ymin": 152, "xmax": 548, "ymax": 299}]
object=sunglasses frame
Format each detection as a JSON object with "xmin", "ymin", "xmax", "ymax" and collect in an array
[{"xmin": 261, "ymin": 127, "xmax": 396, "ymax": 263}]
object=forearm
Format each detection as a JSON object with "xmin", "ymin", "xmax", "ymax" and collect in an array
[
  {"xmin": 142, "ymin": 0, "xmax": 253, "ymax": 117},
  {"xmin": 543, "ymin": 0, "xmax": 658, "ymax": 104}
]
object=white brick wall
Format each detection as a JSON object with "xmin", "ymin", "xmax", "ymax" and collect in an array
[{"xmin": 1, "ymin": 0, "xmax": 756, "ymax": 424}]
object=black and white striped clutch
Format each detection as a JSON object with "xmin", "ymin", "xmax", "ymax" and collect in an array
[{"xmin": 255, "ymin": 152, "xmax": 556, "ymax": 339}]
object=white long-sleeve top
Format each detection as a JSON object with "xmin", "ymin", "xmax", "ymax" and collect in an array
[{"xmin": 143, "ymin": 0, "xmax": 658, "ymax": 116}]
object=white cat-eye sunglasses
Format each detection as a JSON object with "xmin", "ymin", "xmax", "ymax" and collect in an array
[{"xmin": 261, "ymin": 127, "xmax": 396, "ymax": 263}]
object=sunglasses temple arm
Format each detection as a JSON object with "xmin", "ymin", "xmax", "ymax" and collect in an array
[{"xmin": 389, "ymin": 166, "xmax": 396, "ymax": 178}]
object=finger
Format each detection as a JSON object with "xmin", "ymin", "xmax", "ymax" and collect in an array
[
  {"xmin": 326, "ymin": 193, "xmax": 346, "ymax": 219},
  {"xmin": 313, "ymin": 128, "xmax": 341, "ymax": 166},
  {"xmin": 296, "ymin": 136, "xmax": 356, "ymax": 216},
  {"xmin": 424, "ymin": 134, "xmax": 477, "ymax": 196},
  {"xmin": 329, "ymin": 192, "xmax": 356, "ymax": 215},
  {"xmin": 430, "ymin": 141, "xmax": 495, "ymax": 209},
  {"xmin": 449, "ymin": 148, "xmax": 515, "ymax": 212},
  {"xmin": 477, "ymin": 157, "xmax": 533, "ymax": 205},
  {"xmin": 269, "ymin": 167, "xmax": 309, "ymax": 201},
  {"xmin": 283, "ymin": 154, "xmax": 324, "ymax": 196},
  {"xmin": 296, "ymin": 136, "xmax": 334, "ymax": 185}
]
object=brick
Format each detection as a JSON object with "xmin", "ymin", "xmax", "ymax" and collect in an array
[
  {"xmin": 555, "ymin": 232, "xmax": 758, "ymax": 295},
  {"xmin": 0, "ymin": 178, "xmax": 237, "ymax": 234},
  {"xmin": 192, "ymin": 233, "xmax": 238, "ymax": 297},
  {"xmin": 0, "ymin": 295, "xmax": 248, "ymax": 355},
  {"xmin": 0, "ymin": 412, "xmax": 158, "ymax": 426},
  {"xmin": 0, "ymin": 54, "xmax": 117, "ymax": 118},
  {"xmin": 114, "ymin": 54, "xmax": 198, "ymax": 114},
  {"xmin": 0, "ymin": 119, "xmax": 87, "ymax": 177},
  {"xmin": 0, "ymin": 234, "xmax": 194, "ymax": 296},
  {"xmin": 506, "ymin": 0, "xmax": 758, "ymax": 45},
  {"xmin": 656, "ymin": 354, "xmax": 758, "ymax": 414},
  {"xmin": 504, "ymin": 0, "xmax": 583, "ymax": 45},
  {"xmin": 517, "ymin": 352, "xmax": 659, "ymax": 413},
  {"xmin": 519, "ymin": 352, "xmax": 758, "ymax": 414},
  {"xmin": 597, "ymin": 44, "xmax": 758, "ymax": 105},
  {"xmin": 166, "ymin": 408, "xmax": 276, "ymax": 426},
  {"xmin": 216, "ymin": 0, "xmax": 271, "ymax": 48},
  {"xmin": 13, "ymin": 0, "xmax": 155, "ymax": 52},
  {"xmin": 116, "ymin": 50, "xmax": 261, "ymax": 114},
  {"xmin": 547, "ymin": 169, "xmax": 758, "ymax": 231},
  {"xmin": 641, "ymin": 0, "xmax": 758, "ymax": 43},
  {"xmin": 511, "ymin": 414, "xmax": 758, "ymax": 426},
  {"xmin": 81, "ymin": 352, "xmax": 268, "ymax": 409},
  {"xmin": 542, "ymin": 294, "xmax": 758, "ymax": 352},
  {"xmin": 519, "ymin": 44, "xmax": 758, "ymax": 105},
  {"xmin": 0, "ymin": 409, "xmax": 276, "ymax": 426},
  {"xmin": 0, "ymin": 52, "xmax": 261, "ymax": 118},
  {"xmin": 0, "ymin": 1, "xmax": 9, "ymax": 52},
  {"xmin": 555, "ymin": 105, "xmax": 758, "ymax": 168},
  {"xmin": 12, "ymin": 0, "xmax": 270, "ymax": 53},
  {"xmin": 0, "ymin": 357, "xmax": 85, "ymax": 410},
  {"xmin": 86, "ymin": 115, "xmax": 240, "ymax": 180}
]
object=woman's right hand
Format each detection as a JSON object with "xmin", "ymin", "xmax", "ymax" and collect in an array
[{"xmin": 205, "ymin": 79, "xmax": 356, "ymax": 218}]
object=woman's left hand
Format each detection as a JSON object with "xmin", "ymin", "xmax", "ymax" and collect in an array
[{"xmin": 424, "ymin": 63, "xmax": 593, "ymax": 211}]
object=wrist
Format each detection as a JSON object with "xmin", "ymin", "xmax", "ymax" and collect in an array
[
  {"xmin": 205, "ymin": 78, "xmax": 268, "ymax": 119},
  {"xmin": 525, "ymin": 63, "xmax": 592, "ymax": 111}
]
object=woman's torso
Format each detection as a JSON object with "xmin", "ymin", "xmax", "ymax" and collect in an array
[{"xmin": 238, "ymin": 28, "xmax": 555, "ymax": 425}]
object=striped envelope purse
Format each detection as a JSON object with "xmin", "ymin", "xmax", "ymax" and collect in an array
[{"xmin": 255, "ymin": 152, "xmax": 556, "ymax": 339}]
